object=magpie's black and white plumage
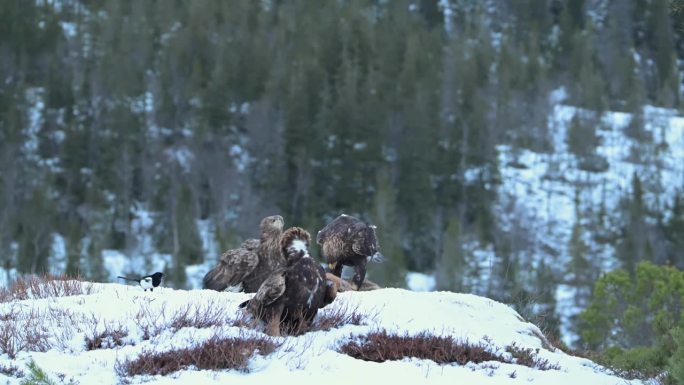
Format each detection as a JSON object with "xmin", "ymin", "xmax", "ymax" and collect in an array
[
  {"xmin": 117, "ymin": 272, "xmax": 164, "ymax": 291},
  {"xmin": 239, "ymin": 227, "xmax": 337, "ymax": 336},
  {"xmin": 316, "ymin": 214, "xmax": 384, "ymax": 291}
]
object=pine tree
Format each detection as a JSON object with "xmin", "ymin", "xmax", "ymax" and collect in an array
[
  {"xmin": 435, "ymin": 217, "xmax": 465, "ymax": 291},
  {"xmin": 617, "ymin": 173, "xmax": 648, "ymax": 275},
  {"xmin": 368, "ymin": 167, "xmax": 406, "ymax": 288}
]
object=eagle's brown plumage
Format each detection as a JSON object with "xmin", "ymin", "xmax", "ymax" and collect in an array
[
  {"xmin": 316, "ymin": 214, "xmax": 384, "ymax": 290},
  {"xmin": 202, "ymin": 215, "xmax": 285, "ymax": 292},
  {"xmin": 239, "ymin": 227, "xmax": 336, "ymax": 336}
]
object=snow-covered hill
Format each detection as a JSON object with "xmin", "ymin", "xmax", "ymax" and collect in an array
[{"xmin": 0, "ymin": 279, "xmax": 645, "ymax": 385}]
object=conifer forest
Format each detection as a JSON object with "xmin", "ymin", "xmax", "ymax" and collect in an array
[{"xmin": 4, "ymin": 0, "xmax": 684, "ymax": 370}]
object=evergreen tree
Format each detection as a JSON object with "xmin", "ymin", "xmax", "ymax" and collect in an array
[
  {"xmin": 435, "ymin": 217, "xmax": 465, "ymax": 292},
  {"xmin": 368, "ymin": 167, "xmax": 406, "ymax": 288},
  {"xmin": 616, "ymin": 173, "xmax": 649, "ymax": 275}
]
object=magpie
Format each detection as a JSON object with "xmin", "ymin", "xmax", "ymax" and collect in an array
[{"xmin": 117, "ymin": 272, "xmax": 164, "ymax": 292}]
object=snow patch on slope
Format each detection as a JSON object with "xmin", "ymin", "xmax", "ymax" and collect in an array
[{"xmin": 0, "ymin": 283, "xmax": 644, "ymax": 385}]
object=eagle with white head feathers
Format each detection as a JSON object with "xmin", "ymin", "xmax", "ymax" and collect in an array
[{"xmin": 239, "ymin": 227, "xmax": 337, "ymax": 336}]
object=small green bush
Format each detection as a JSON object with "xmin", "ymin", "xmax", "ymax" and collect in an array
[
  {"xmin": 579, "ymin": 262, "xmax": 684, "ymax": 382},
  {"xmin": 669, "ymin": 328, "xmax": 684, "ymax": 384}
]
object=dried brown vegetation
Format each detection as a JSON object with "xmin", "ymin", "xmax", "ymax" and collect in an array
[
  {"xmin": 0, "ymin": 305, "xmax": 51, "ymax": 358},
  {"xmin": 308, "ymin": 303, "xmax": 367, "ymax": 332},
  {"xmin": 506, "ymin": 343, "xmax": 561, "ymax": 370},
  {"xmin": 85, "ymin": 323, "xmax": 129, "ymax": 351},
  {"xmin": 133, "ymin": 299, "xmax": 242, "ymax": 341},
  {"xmin": 0, "ymin": 274, "xmax": 94, "ymax": 303},
  {"xmin": 0, "ymin": 362, "xmax": 24, "ymax": 378},
  {"xmin": 339, "ymin": 330, "xmax": 502, "ymax": 365},
  {"xmin": 116, "ymin": 335, "xmax": 280, "ymax": 376},
  {"xmin": 339, "ymin": 330, "xmax": 562, "ymax": 371},
  {"xmin": 168, "ymin": 302, "xmax": 231, "ymax": 331}
]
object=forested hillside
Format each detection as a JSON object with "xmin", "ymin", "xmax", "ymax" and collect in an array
[{"xmin": 2, "ymin": 0, "xmax": 684, "ymax": 349}]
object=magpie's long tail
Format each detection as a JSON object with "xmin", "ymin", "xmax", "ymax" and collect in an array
[{"xmin": 117, "ymin": 276, "xmax": 140, "ymax": 282}]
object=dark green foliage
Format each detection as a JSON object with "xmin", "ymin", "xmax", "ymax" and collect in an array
[
  {"xmin": 20, "ymin": 360, "xmax": 63, "ymax": 385},
  {"xmin": 615, "ymin": 173, "xmax": 651, "ymax": 275},
  {"xmin": 579, "ymin": 262, "xmax": 684, "ymax": 381},
  {"xmin": 581, "ymin": 262, "xmax": 684, "ymax": 349},
  {"xmin": 670, "ymin": 328, "xmax": 684, "ymax": 384}
]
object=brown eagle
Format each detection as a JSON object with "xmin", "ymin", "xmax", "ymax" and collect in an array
[
  {"xmin": 239, "ymin": 227, "xmax": 337, "ymax": 336},
  {"xmin": 202, "ymin": 215, "xmax": 285, "ymax": 293},
  {"xmin": 316, "ymin": 214, "xmax": 384, "ymax": 291}
]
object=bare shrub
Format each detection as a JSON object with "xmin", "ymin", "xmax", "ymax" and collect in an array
[
  {"xmin": 506, "ymin": 343, "xmax": 561, "ymax": 370},
  {"xmin": 133, "ymin": 299, "xmax": 237, "ymax": 341},
  {"xmin": 85, "ymin": 323, "xmax": 129, "ymax": 351},
  {"xmin": 309, "ymin": 303, "xmax": 367, "ymax": 332},
  {"xmin": 133, "ymin": 302, "xmax": 168, "ymax": 341},
  {"xmin": 168, "ymin": 302, "xmax": 230, "ymax": 331},
  {"xmin": 0, "ymin": 274, "xmax": 93, "ymax": 303},
  {"xmin": 115, "ymin": 335, "xmax": 280, "ymax": 376},
  {"xmin": 0, "ymin": 303, "xmax": 99, "ymax": 357},
  {"xmin": 0, "ymin": 362, "xmax": 24, "ymax": 378},
  {"xmin": 340, "ymin": 330, "xmax": 562, "ymax": 371},
  {"xmin": 0, "ymin": 305, "xmax": 50, "ymax": 358},
  {"xmin": 339, "ymin": 330, "xmax": 502, "ymax": 365},
  {"xmin": 230, "ymin": 309, "xmax": 258, "ymax": 329}
]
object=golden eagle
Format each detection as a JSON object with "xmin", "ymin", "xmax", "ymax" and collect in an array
[
  {"xmin": 239, "ymin": 227, "xmax": 337, "ymax": 336},
  {"xmin": 316, "ymin": 214, "xmax": 384, "ymax": 291},
  {"xmin": 202, "ymin": 215, "xmax": 285, "ymax": 293}
]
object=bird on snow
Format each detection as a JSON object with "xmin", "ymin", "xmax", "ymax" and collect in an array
[
  {"xmin": 203, "ymin": 215, "xmax": 286, "ymax": 293},
  {"xmin": 239, "ymin": 227, "xmax": 337, "ymax": 336},
  {"xmin": 316, "ymin": 214, "xmax": 384, "ymax": 291},
  {"xmin": 117, "ymin": 272, "xmax": 164, "ymax": 292}
]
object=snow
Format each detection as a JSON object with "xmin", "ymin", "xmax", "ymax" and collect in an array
[
  {"xmin": 0, "ymin": 282, "xmax": 645, "ymax": 385},
  {"xmin": 102, "ymin": 250, "xmax": 171, "ymax": 283},
  {"xmin": 0, "ymin": 268, "xmax": 18, "ymax": 288},
  {"xmin": 22, "ymin": 87, "xmax": 45, "ymax": 162},
  {"xmin": 549, "ymin": 86, "xmax": 568, "ymax": 105},
  {"xmin": 229, "ymin": 144, "xmax": 251, "ymax": 173},
  {"xmin": 405, "ymin": 272, "xmax": 436, "ymax": 292},
  {"xmin": 48, "ymin": 233, "xmax": 67, "ymax": 275},
  {"xmin": 60, "ymin": 21, "xmax": 77, "ymax": 38},
  {"xmin": 165, "ymin": 146, "xmax": 195, "ymax": 173}
]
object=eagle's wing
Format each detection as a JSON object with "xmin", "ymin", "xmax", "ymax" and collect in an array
[
  {"xmin": 351, "ymin": 236, "xmax": 369, "ymax": 255},
  {"xmin": 252, "ymin": 271, "xmax": 286, "ymax": 307},
  {"xmin": 316, "ymin": 214, "xmax": 360, "ymax": 245},
  {"xmin": 241, "ymin": 238, "xmax": 260, "ymax": 250},
  {"xmin": 351, "ymin": 223, "xmax": 381, "ymax": 257},
  {"xmin": 202, "ymin": 244, "xmax": 259, "ymax": 291}
]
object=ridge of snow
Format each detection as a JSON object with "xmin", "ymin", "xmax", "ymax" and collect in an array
[{"xmin": 0, "ymin": 282, "xmax": 645, "ymax": 385}]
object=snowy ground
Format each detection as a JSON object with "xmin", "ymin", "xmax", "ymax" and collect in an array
[{"xmin": 0, "ymin": 280, "xmax": 646, "ymax": 385}]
